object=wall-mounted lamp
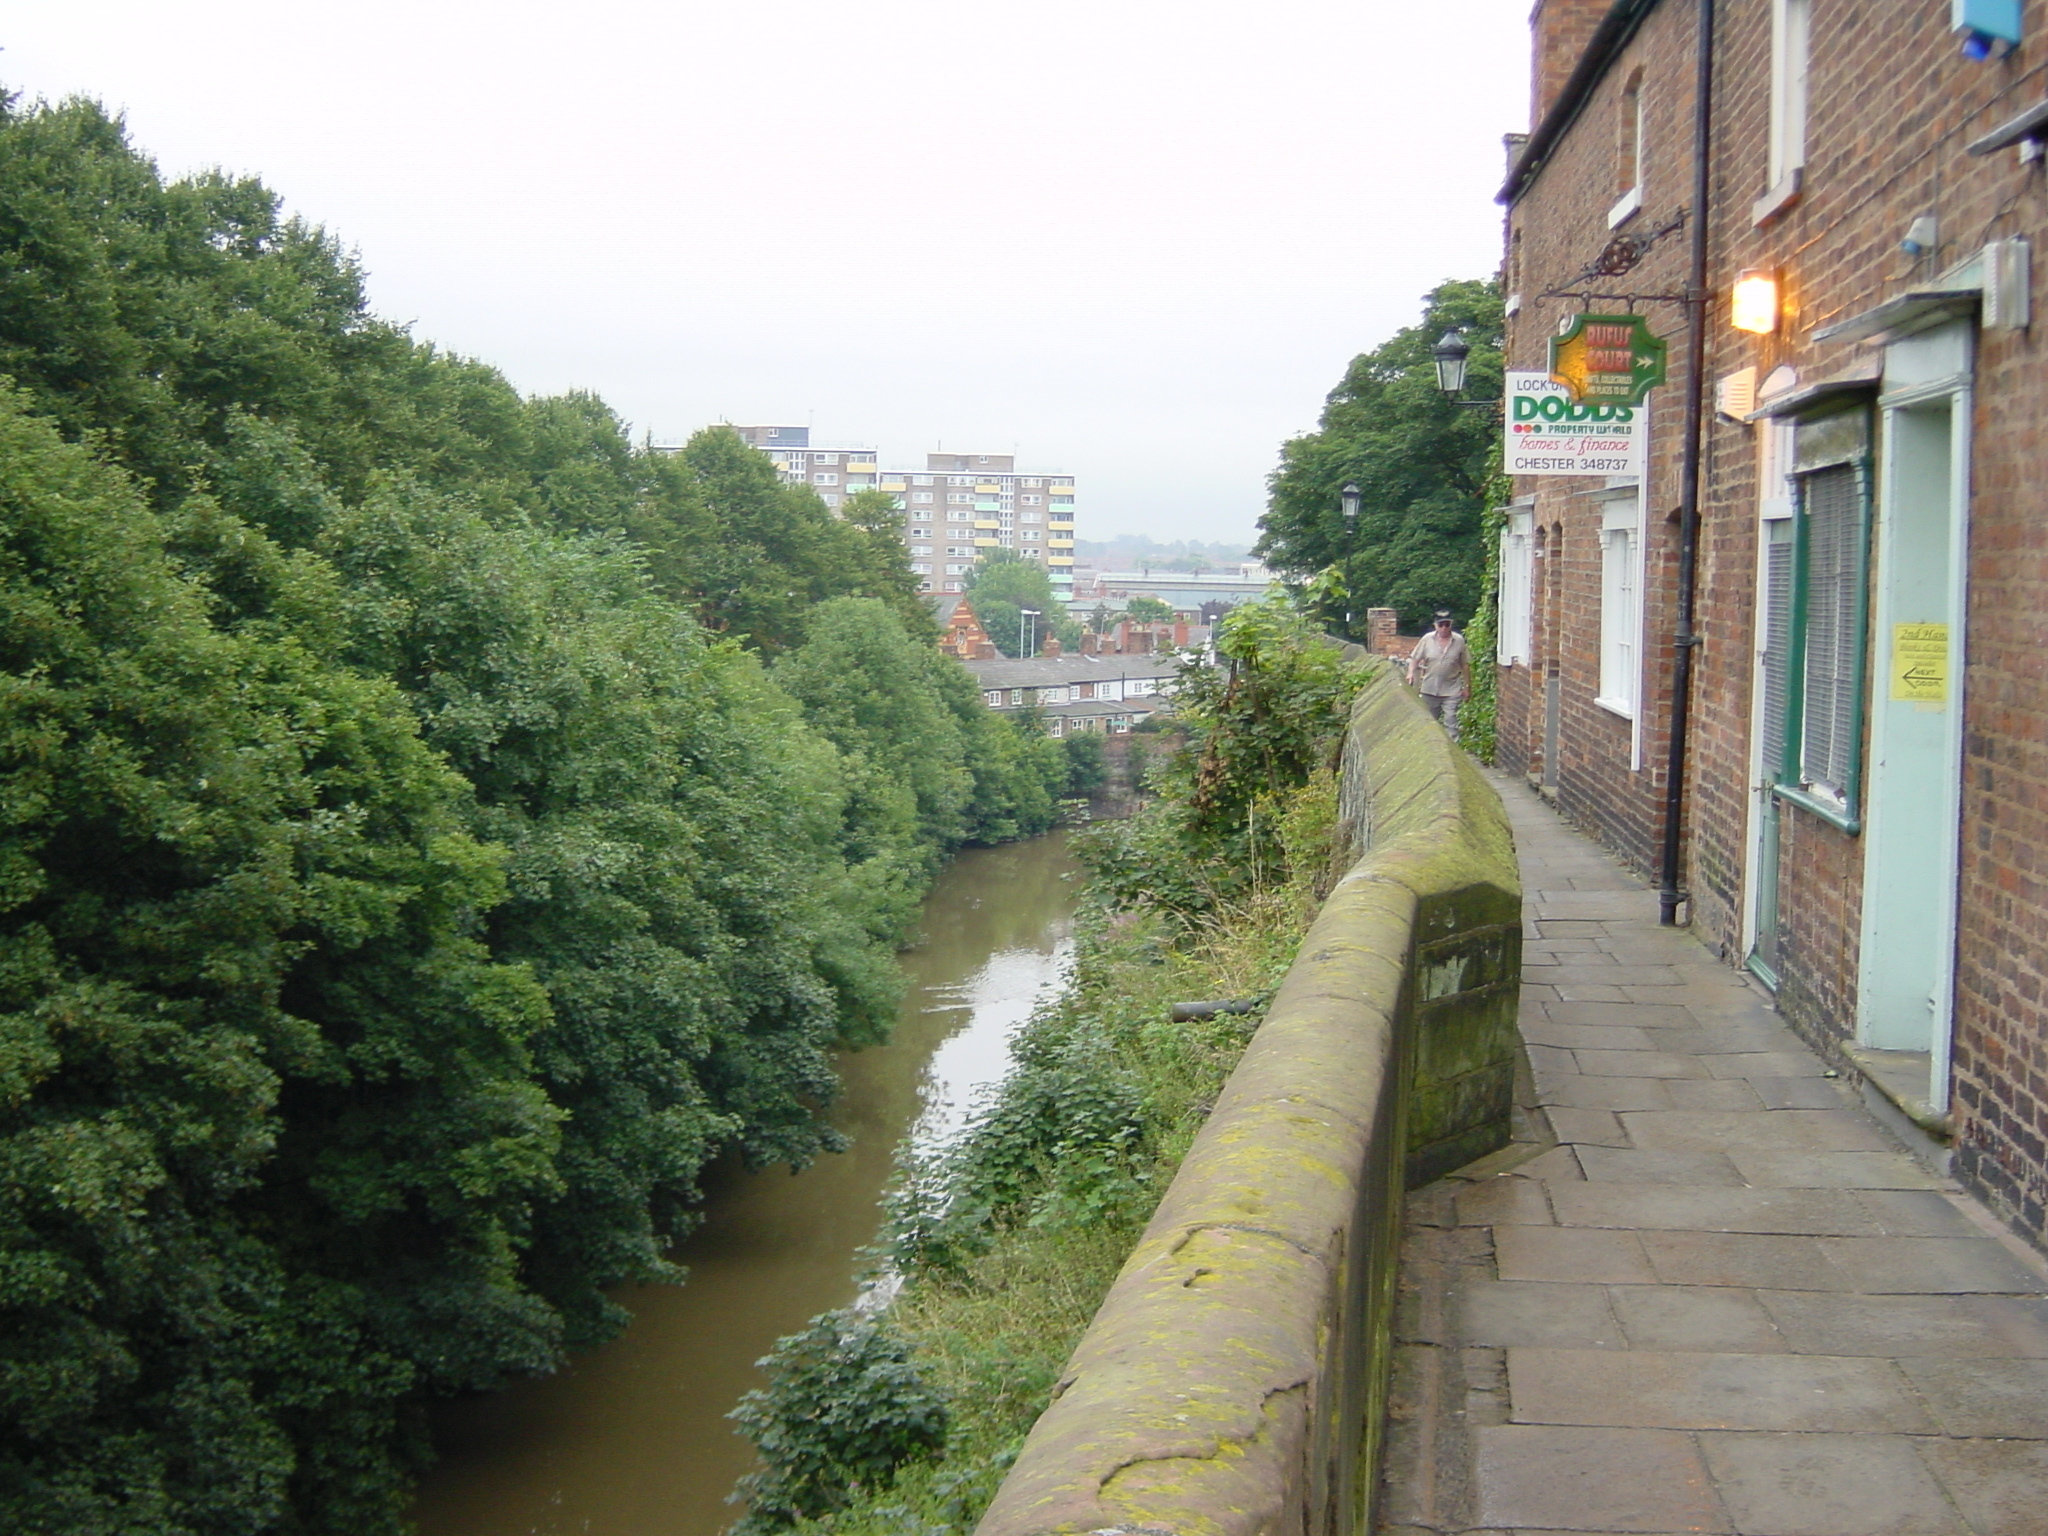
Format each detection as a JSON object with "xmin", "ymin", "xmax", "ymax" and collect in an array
[
  {"xmin": 1432, "ymin": 330, "xmax": 1471, "ymax": 396},
  {"xmin": 1731, "ymin": 269, "xmax": 1780, "ymax": 335}
]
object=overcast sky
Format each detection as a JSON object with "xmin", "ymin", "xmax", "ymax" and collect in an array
[{"xmin": 6, "ymin": 1, "xmax": 1529, "ymax": 546}]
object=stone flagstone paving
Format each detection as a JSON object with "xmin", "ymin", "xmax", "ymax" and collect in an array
[{"xmin": 1380, "ymin": 770, "xmax": 2048, "ymax": 1536}]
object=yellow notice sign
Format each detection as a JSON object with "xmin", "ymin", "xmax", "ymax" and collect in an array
[{"xmin": 1891, "ymin": 622, "xmax": 1949, "ymax": 703}]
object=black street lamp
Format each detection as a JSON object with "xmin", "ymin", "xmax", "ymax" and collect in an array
[
  {"xmin": 1431, "ymin": 328, "xmax": 1499, "ymax": 411},
  {"xmin": 1432, "ymin": 329, "xmax": 1471, "ymax": 395}
]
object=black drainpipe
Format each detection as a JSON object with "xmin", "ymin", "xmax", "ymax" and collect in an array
[{"xmin": 1659, "ymin": 0, "xmax": 1715, "ymax": 926}]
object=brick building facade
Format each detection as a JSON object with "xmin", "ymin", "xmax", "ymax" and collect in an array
[{"xmin": 1496, "ymin": 0, "xmax": 2048, "ymax": 1243}]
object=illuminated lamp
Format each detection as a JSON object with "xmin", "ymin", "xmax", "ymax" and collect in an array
[{"xmin": 1731, "ymin": 269, "xmax": 1780, "ymax": 334}]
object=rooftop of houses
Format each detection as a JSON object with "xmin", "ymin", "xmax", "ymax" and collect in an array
[{"xmin": 960, "ymin": 653, "xmax": 1187, "ymax": 690}]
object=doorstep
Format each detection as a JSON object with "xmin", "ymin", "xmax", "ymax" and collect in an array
[{"xmin": 1845, "ymin": 1045, "xmax": 1954, "ymax": 1178}]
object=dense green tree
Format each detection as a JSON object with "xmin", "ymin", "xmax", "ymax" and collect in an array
[
  {"xmin": 946, "ymin": 693, "xmax": 1068, "ymax": 848},
  {"xmin": 314, "ymin": 495, "xmax": 901, "ymax": 1325},
  {"xmin": 837, "ymin": 488, "xmax": 938, "ymax": 642},
  {"xmin": 0, "ymin": 87, "xmax": 1049, "ymax": 1536},
  {"xmin": 962, "ymin": 551, "xmax": 1081, "ymax": 657},
  {"xmin": 1062, "ymin": 733, "xmax": 1109, "ymax": 796},
  {"xmin": 1257, "ymin": 279, "xmax": 1503, "ymax": 633},
  {"xmin": 776, "ymin": 598, "xmax": 975, "ymax": 918},
  {"xmin": 1123, "ymin": 595, "xmax": 1174, "ymax": 624},
  {"xmin": 647, "ymin": 428, "xmax": 913, "ymax": 655},
  {"xmin": 0, "ymin": 394, "xmax": 562, "ymax": 1534},
  {"xmin": 775, "ymin": 600, "xmax": 1065, "ymax": 884}
]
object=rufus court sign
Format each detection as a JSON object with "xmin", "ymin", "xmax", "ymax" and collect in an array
[{"xmin": 1548, "ymin": 313, "xmax": 1668, "ymax": 405}]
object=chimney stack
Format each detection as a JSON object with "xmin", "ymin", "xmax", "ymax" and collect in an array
[{"xmin": 1530, "ymin": 0, "xmax": 1608, "ymax": 127}]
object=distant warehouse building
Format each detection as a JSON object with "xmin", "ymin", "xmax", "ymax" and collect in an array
[{"xmin": 963, "ymin": 653, "xmax": 1182, "ymax": 737}]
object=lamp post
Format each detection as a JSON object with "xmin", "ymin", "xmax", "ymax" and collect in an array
[
  {"xmin": 1431, "ymin": 328, "xmax": 1501, "ymax": 412},
  {"xmin": 1432, "ymin": 329, "xmax": 1471, "ymax": 395},
  {"xmin": 1019, "ymin": 607, "xmax": 1040, "ymax": 657},
  {"xmin": 1339, "ymin": 482, "xmax": 1361, "ymax": 639}
]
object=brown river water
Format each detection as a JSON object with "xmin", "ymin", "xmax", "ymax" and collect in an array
[{"xmin": 410, "ymin": 830, "xmax": 1082, "ymax": 1536}]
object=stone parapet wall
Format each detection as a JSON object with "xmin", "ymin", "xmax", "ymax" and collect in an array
[{"xmin": 974, "ymin": 658, "xmax": 1521, "ymax": 1536}]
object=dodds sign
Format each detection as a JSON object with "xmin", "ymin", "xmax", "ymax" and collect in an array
[{"xmin": 1503, "ymin": 371, "xmax": 1647, "ymax": 478}]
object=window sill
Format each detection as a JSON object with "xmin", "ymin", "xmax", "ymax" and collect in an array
[
  {"xmin": 1607, "ymin": 185, "xmax": 1644, "ymax": 229},
  {"xmin": 1773, "ymin": 781, "xmax": 1861, "ymax": 835},
  {"xmin": 1752, "ymin": 168, "xmax": 1804, "ymax": 227},
  {"xmin": 1594, "ymin": 694, "xmax": 1637, "ymax": 720}
]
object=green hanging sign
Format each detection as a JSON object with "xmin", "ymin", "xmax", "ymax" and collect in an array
[{"xmin": 1548, "ymin": 313, "xmax": 1668, "ymax": 405}]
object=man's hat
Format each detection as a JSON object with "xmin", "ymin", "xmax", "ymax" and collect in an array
[{"xmin": 1433, "ymin": 610, "xmax": 1453, "ymax": 623}]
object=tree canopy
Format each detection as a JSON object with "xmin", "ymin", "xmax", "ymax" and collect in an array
[
  {"xmin": 0, "ymin": 89, "xmax": 1054, "ymax": 1535},
  {"xmin": 961, "ymin": 551, "xmax": 1081, "ymax": 658},
  {"xmin": 1257, "ymin": 279, "xmax": 1503, "ymax": 632}
]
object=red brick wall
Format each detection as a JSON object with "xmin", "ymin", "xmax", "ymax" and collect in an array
[
  {"xmin": 1506, "ymin": 0, "xmax": 2048, "ymax": 1245},
  {"xmin": 1501, "ymin": 0, "xmax": 1699, "ymax": 875},
  {"xmin": 1708, "ymin": 1, "xmax": 2048, "ymax": 1232}
]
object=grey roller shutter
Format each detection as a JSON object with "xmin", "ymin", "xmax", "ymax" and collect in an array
[
  {"xmin": 1798, "ymin": 463, "xmax": 1860, "ymax": 797},
  {"xmin": 1760, "ymin": 521, "xmax": 1794, "ymax": 778}
]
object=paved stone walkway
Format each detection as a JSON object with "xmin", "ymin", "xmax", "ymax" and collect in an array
[{"xmin": 1381, "ymin": 770, "xmax": 2048, "ymax": 1536}]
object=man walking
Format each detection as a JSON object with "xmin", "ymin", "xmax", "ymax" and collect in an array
[{"xmin": 1406, "ymin": 610, "xmax": 1470, "ymax": 741}]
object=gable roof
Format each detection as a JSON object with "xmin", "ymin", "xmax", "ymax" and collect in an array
[{"xmin": 1500, "ymin": 0, "xmax": 1662, "ymax": 207}]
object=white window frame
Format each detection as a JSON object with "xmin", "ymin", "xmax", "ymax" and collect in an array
[
  {"xmin": 813, "ymin": 472, "xmax": 838, "ymax": 485},
  {"xmin": 1596, "ymin": 493, "xmax": 1643, "ymax": 724},
  {"xmin": 1498, "ymin": 506, "xmax": 1535, "ymax": 665},
  {"xmin": 1767, "ymin": 0, "xmax": 1810, "ymax": 197},
  {"xmin": 1609, "ymin": 71, "xmax": 1646, "ymax": 227}
]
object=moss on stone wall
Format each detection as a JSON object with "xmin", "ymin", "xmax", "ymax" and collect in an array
[{"xmin": 976, "ymin": 657, "xmax": 1520, "ymax": 1536}]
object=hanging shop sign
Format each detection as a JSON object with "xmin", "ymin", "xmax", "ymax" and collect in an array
[
  {"xmin": 1548, "ymin": 312, "xmax": 1669, "ymax": 405},
  {"xmin": 1504, "ymin": 371, "xmax": 1647, "ymax": 477}
]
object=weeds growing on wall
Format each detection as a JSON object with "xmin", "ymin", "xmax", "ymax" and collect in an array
[{"xmin": 1081, "ymin": 587, "xmax": 1363, "ymax": 921}]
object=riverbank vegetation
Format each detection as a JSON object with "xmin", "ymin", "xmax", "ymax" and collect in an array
[
  {"xmin": 0, "ymin": 92, "xmax": 1070, "ymax": 1535},
  {"xmin": 731, "ymin": 592, "xmax": 1363, "ymax": 1534}
]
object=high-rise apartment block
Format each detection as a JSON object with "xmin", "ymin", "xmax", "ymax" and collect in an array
[{"xmin": 728, "ymin": 427, "xmax": 1075, "ymax": 599}]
